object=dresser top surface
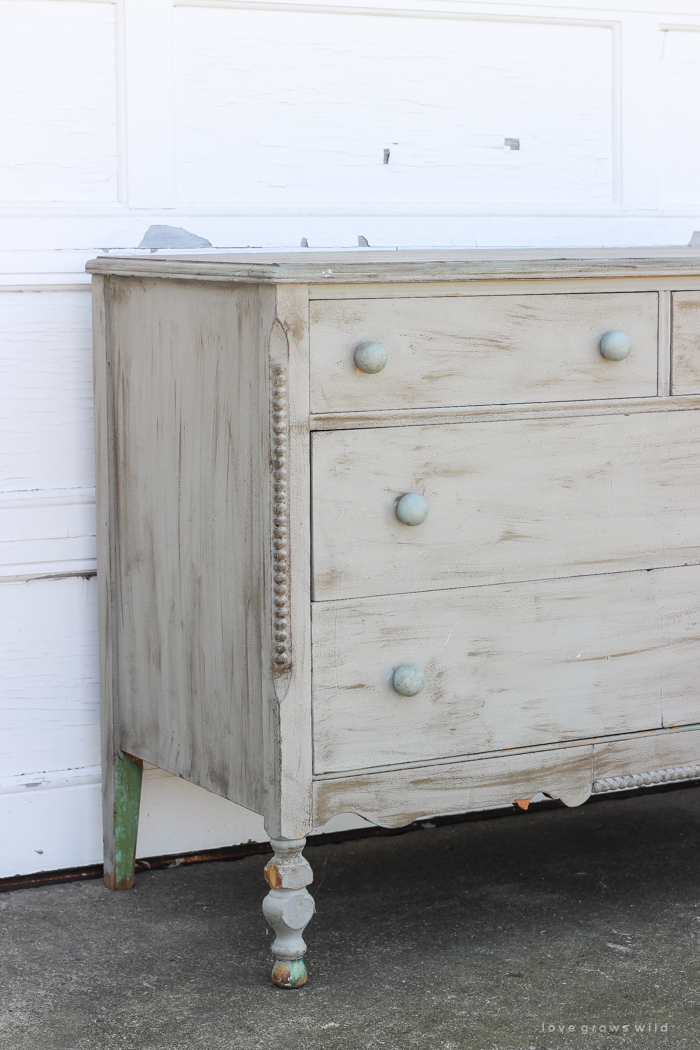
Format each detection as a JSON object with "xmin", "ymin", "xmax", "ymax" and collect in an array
[{"xmin": 87, "ymin": 247, "xmax": 700, "ymax": 284}]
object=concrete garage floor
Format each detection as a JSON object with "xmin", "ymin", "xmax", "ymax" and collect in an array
[{"xmin": 2, "ymin": 787, "xmax": 700, "ymax": 1050}]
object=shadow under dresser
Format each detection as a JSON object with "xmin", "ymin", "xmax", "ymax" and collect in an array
[{"xmin": 87, "ymin": 248, "xmax": 700, "ymax": 987}]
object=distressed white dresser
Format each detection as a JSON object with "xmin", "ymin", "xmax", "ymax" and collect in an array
[{"xmin": 88, "ymin": 249, "xmax": 700, "ymax": 987}]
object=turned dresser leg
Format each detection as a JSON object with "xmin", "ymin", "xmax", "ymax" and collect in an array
[
  {"xmin": 262, "ymin": 837, "xmax": 315, "ymax": 988},
  {"xmin": 103, "ymin": 751, "xmax": 143, "ymax": 890}
]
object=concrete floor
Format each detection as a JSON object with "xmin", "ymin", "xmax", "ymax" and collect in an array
[{"xmin": 2, "ymin": 786, "xmax": 700, "ymax": 1050}]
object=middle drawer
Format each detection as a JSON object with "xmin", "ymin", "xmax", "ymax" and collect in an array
[{"xmin": 312, "ymin": 411, "xmax": 700, "ymax": 601}]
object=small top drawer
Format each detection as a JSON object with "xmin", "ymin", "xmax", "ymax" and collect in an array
[
  {"xmin": 309, "ymin": 292, "xmax": 659, "ymax": 413},
  {"xmin": 672, "ymin": 291, "xmax": 700, "ymax": 393}
]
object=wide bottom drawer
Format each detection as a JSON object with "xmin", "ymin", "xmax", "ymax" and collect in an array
[{"xmin": 311, "ymin": 565, "xmax": 700, "ymax": 775}]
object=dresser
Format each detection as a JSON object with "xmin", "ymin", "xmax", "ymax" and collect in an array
[{"xmin": 88, "ymin": 249, "xmax": 700, "ymax": 987}]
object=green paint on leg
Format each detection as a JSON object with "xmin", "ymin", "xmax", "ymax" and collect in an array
[
  {"xmin": 271, "ymin": 958, "xmax": 308, "ymax": 988},
  {"xmin": 112, "ymin": 752, "xmax": 142, "ymax": 890}
]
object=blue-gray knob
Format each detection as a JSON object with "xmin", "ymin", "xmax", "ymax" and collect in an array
[
  {"xmin": 599, "ymin": 330, "xmax": 632, "ymax": 361},
  {"xmin": 392, "ymin": 664, "xmax": 425, "ymax": 697},
  {"xmin": 354, "ymin": 341, "xmax": 387, "ymax": 374},
  {"xmin": 396, "ymin": 493, "xmax": 429, "ymax": 526}
]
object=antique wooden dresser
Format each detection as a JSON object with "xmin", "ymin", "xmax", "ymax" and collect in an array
[{"xmin": 88, "ymin": 249, "xmax": 700, "ymax": 987}]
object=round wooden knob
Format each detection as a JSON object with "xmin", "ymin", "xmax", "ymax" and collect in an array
[
  {"xmin": 392, "ymin": 664, "xmax": 425, "ymax": 696},
  {"xmin": 396, "ymin": 493, "xmax": 429, "ymax": 526},
  {"xmin": 354, "ymin": 341, "xmax": 387, "ymax": 374},
  {"xmin": 599, "ymin": 330, "xmax": 632, "ymax": 361}
]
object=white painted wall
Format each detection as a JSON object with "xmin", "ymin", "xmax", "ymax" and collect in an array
[{"xmin": 2, "ymin": 0, "xmax": 700, "ymax": 879}]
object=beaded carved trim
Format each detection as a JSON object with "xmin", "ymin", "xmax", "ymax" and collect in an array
[
  {"xmin": 271, "ymin": 363, "xmax": 291, "ymax": 671},
  {"xmin": 592, "ymin": 763, "xmax": 700, "ymax": 794}
]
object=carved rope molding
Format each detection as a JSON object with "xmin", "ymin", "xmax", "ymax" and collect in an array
[
  {"xmin": 592, "ymin": 764, "xmax": 700, "ymax": 794},
  {"xmin": 271, "ymin": 362, "xmax": 291, "ymax": 672}
]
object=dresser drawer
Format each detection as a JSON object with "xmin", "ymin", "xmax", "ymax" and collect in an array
[
  {"xmin": 672, "ymin": 291, "xmax": 700, "ymax": 393},
  {"xmin": 311, "ymin": 566, "xmax": 700, "ymax": 775},
  {"xmin": 309, "ymin": 292, "xmax": 659, "ymax": 413},
  {"xmin": 312, "ymin": 411, "xmax": 700, "ymax": 601}
]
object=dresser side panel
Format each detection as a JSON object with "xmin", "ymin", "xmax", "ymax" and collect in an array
[{"xmin": 108, "ymin": 277, "xmax": 275, "ymax": 811}]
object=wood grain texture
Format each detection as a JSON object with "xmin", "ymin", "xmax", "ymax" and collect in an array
[
  {"xmin": 107, "ymin": 276, "xmax": 277, "ymax": 813},
  {"xmin": 307, "ymin": 276, "xmax": 700, "ymax": 302},
  {"xmin": 86, "ymin": 249, "xmax": 700, "ymax": 285},
  {"xmin": 11, "ymin": 0, "xmax": 700, "ymax": 882},
  {"xmin": 105, "ymin": 751, "xmax": 142, "ymax": 890},
  {"xmin": 92, "ymin": 273, "xmax": 121, "ymax": 884},
  {"xmin": 311, "ymin": 566, "xmax": 700, "ymax": 775},
  {"xmin": 671, "ymin": 291, "xmax": 700, "ymax": 394},
  {"xmin": 309, "ymin": 292, "xmax": 659, "ymax": 413},
  {"xmin": 89, "ymin": 257, "xmax": 700, "ymax": 877},
  {"xmin": 312, "ymin": 745, "xmax": 594, "ymax": 829},
  {"xmin": 658, "ymin": 290, "xmax": 671, "ymax": 397},
  {"xmin": 312, "ymin": 409, "xmax": 700, "ymax": 601},
  {"xmin": 310, "ymin": 394, "xmax": 700, "ymax": 433}
]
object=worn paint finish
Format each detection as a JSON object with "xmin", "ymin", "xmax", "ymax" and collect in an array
[
  {"xmin": 311, "ymin": 566, "xmax": 700, "ymax": 774},
  {"xmin": 263, "ymin": 863, "xmax": 283, "ymax": 890},
  {"xmin": 671, "ymin": 291, "xmax": 700, "ymax": 395},
  {"xmin": 593, "ymin": 726, "xmax": 700, "ymax": 784},
  {"xmin": 12, "ymin": 0, "xmax": 700, "ymax": 882},
  {"xmin": 108, "ymin": 277, "xmax": 275, "ymax": 812},
  {"xmin": 271, "ymin": 959, "xmax": 308, "ymax": 989},
  {"xmin": 309, "ymin": 292, "xmax": 658, "ymax": 413},
  {"xmin": 312, "ymin": 411, "xmax": 700, "ymax": 602},
  {"xmin": 95, "ymin": 273, "xmax": 315, "ymax": 856},
  {"xmin": 90, "ymin": 252, "xmax": 700, "ymax": 982},
  {"xmin": 87, "ymin": 250, "xmax": 700, "ymax": 287},
  {"xmin": 104, "ymin": 751, "xmax": 143, "ymax": 891},
  {"xmin": 267, "ymin": 283, "xmax": 314, "ymax": 843},
  {"xmin": 593, "ymin": 764, "xmax": 700, "ymax": 793},
  {"xmin": 310, "ymin": 393, "xmax": 700, "ymax": 433},
  {"xmin": 312, "ymin": 746, "xmax": 595, "ymax": 829},
  {"xmin": 262, "ymin": 837, "xmax": 314, "ymax": 987}
]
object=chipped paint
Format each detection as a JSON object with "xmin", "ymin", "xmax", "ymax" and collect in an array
[
  {"xmin": 105, "ymin": 751, "xmax": 142, "ymax": 891},
  {"xmin": 264, "ymin": 863, "xmax": 282, "ymax": 889},
  {"xmin": 271, "ymin": 959, "xmax": 308, "ymax": 988}
]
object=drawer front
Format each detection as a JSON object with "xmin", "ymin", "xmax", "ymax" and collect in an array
[
  {"xmin": 312, "ymin": 411, "xmax": 700, "ymax": 601},
  {"xmin": 309, "ymin": 292, "xmax": 659, "ymax": 413},
  {"xmin": 311, "ymin": 566, "xmax": 700, "ymax": 775},
  {"xmin": 672, "ymin": 291, "xmax": 700, "ymax": 393}
]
